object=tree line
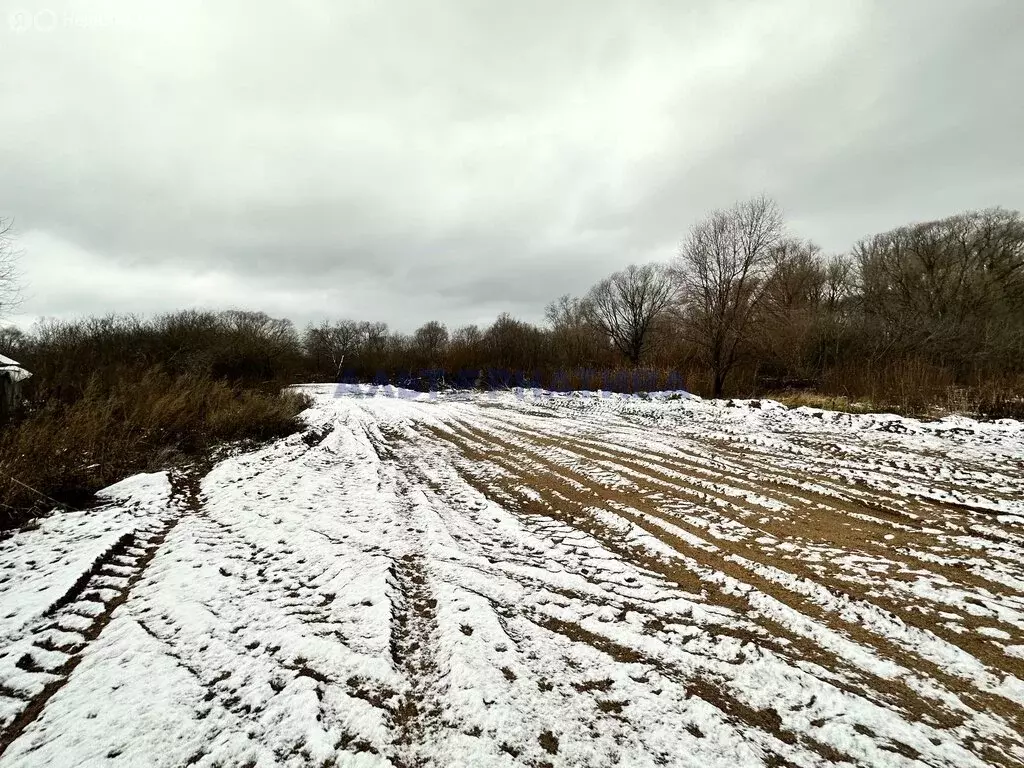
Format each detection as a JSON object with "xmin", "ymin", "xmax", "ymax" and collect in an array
[
  {"xmin": 5, "ymin": 197, "xmax": 1024, "ymax": 411},
  {"xmin": 306, "ymin": 197, "xmax": 1024, "ymax": 404}
]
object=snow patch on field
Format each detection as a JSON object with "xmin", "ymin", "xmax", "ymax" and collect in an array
[{"xmin": 1, "ymin": 390, "xmax": 1022, "ymax": 766}]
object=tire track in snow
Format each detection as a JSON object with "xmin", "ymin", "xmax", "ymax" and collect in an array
[
  {"xmin": 387, "ymin": 552, "xmax": 440, "ymax": 767},
  {"xmin": 363, "ymin": 420, "xmax": 446, "ymax": 767},
  {"xmin": 426, "ymin": 409, "xmax": 1024, "ymax": 767},
  {"xmin": 463, "ymin": 409, "xmax": 1024, "ymax": 669},
  {"xmin": 488, "ymin": 417, "xmax": 1024, "ymax": 670},
  {"xmin": 403, "ymin": 426, "xmax": 862, "ymax": 765},
  {"xmin": 382, "ymin": 421, "xmax": 828, "ymax": 766},
  {"xmin": 0, "ymin": 467, "xmax": 203, "ymax": 758},
  {"xmin": 395, "ymin": 450, "xmax": 827, "ymax": 765}
]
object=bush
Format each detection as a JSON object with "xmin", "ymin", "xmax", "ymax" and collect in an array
[{"xmin": 0, "ymin": 368, "xmax": 309, "ymax": 527}]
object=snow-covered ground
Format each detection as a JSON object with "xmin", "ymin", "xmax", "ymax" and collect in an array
[{"xmin": 1, "ymin": 386, "xmax": 1023, "ymax": 767}]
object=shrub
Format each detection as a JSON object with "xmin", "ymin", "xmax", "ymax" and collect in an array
[{"xmin": 0, "ymin": 368, "xmax": 309, "ymax": 527}]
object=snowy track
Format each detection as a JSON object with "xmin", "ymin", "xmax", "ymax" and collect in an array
[{"xmin": 1, "ymin": 387, "xmax": 1023, "ymax": 767}]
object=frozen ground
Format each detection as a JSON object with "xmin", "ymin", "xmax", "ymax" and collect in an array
[{"xmin": 1, "ymin": 385, "xmax": 1023, "ymax": 767}]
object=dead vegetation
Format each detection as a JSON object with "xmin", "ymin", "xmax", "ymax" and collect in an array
[
  {"xmin": 0, "ymin": 368, "xmax": 308, "ymax": 527},
  {"xmin": 0, "ymin": 312, "xmax": 314, "ymax": 528}
]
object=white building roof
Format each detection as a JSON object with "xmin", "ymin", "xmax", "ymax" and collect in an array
[{"xmin": 0, "ymin": 353, "xmax": 30, "ymax": 382}]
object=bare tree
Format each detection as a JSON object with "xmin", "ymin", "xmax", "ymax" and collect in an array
[
  {"xmin": 303, "ymin": 320, "xmax": 363, "ymax": 379},
  {"xmin": 544, "ymin": 294, "xmax": 608, "ymax": 367},
  {"xmin": 221, "ymin": 310, "xmax": 297, "ymax": 345},
  {"xmin": 0, "ymin": 219, "xmax": 22, "ymax": 320},
  {"xmin": 359, "ymin": 321, "xmax": 388, "ymax": 346},
  {"xmin": 672, "ymin": 196, "xmax": 784, "ymax": 396},
  {"xmin": 358, "ymin": 321, "xmax": 390, "ymax": 365},
  {"xmin": 760, "ymin": 239, "xmax": 825, "ymax": 315},
  {"xmin": 584, "ymin": 263, "xmax": 674, "ymax": 366},
  {"xmin": 413, "ymin": 320, "xmax": 449, "ymax": 366},
  {"xmin": 484, "ymin": 313, "xmax": 547, "ymax": 373},
  {"xmin": 854, "ymin": 208, "xmax": 1024, "ymax": 370},
  {"xmin": 750, "ymin": 239, "xmax": 857, "ymax": 382},
  {"xmin": 0, "ymin": 326, "xmax": 26, "ymax": 353},
  {"xmin": 449, "ymin": 324, "xmax": 484, "ymax": 372},
  {"xmin": 451, "ymin": 324, "xmax": 483, "ymax": 347}
]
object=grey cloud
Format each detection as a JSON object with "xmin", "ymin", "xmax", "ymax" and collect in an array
[{"xmin": 1, "ymin": 0, "xmax": 1021, "ymax": 331}]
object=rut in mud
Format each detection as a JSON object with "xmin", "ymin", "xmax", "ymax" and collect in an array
[
  {"xmin": 0, "ymin": 466, "xmax": 204, "ymax": 757},
  {"xmin": 0, "ymin": 385, "xmax": 1022, "ymax": 767}
]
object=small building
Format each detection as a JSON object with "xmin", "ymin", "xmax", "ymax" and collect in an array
[{"xmin": 0, "ymin": 353, "xmax": 31, "ymax": 420}]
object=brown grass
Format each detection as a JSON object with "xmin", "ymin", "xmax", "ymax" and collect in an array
[
  {"xmin": 0, "ymin": 367, "xmax": 310, "ymax": 526},
  {"xmin": 682, "ymin": 359, "xmax": 1024, "ymax": 420},
  {"xmin": 809, "ymin": 362, "xmax": 1024, "ymax": 419},
  {"xmin": 761, "ymin": 392, "xmax": 869, "ymax": 413}
]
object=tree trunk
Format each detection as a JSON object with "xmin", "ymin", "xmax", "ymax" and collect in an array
[{"xmin": 712, "ymin": 368, "xmax": 726, "ymax": 398}]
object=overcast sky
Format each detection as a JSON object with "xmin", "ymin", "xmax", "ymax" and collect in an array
[{"xmin": 2, "ymin": 0, "xmax": 1021, "ymax": 332}]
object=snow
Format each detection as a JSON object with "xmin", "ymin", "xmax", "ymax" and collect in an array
[
  {"xmin": 0, "ymin": 353, "xmax": 30, "ymax": 383},
  {"xmin": 1, "ymin": 388, "xmax": 1023, "ymax": 766}
]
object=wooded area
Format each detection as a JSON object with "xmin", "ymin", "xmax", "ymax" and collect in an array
[{"xmin": 5, "ymin": 200, "xmax": 1024, "ymax": 412}]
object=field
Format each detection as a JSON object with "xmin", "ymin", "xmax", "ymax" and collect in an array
[{"xmin": 0, "ymin": 385, "xmax": 1022, "ymax": 767}]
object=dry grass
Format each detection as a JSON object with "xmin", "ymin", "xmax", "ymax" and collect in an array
[
  {"xmin": 815, "ymin": 362, "xmax": 1024, "ymax": 419},
  {"xmin": 679, "ymin": 359, "xmax": 1024, "ymax": 420},
  {"xmin": 762, "ymin": 386, "xmax": 1024, "ymax": 420},
  {"xmin": 757, "ymin": 368, "xmax": 1024, "ymax": 420},
  {"xmin": 762, "ymin": 392, "xmax": 870, "ymax": 413},
  {"xmin": 0, "ymin": 367, "xmax": 309, "ymax": 526}
]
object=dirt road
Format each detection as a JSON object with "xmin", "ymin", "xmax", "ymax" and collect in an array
[{"xmin": 1, "ymin": 386, "xmax": 1022, "ymax": 767}]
